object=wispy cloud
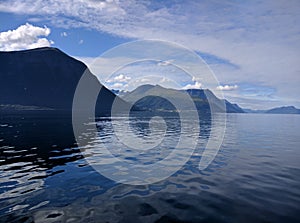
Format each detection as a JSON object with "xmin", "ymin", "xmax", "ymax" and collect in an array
[
  {"xmin": 157, "ymin": 60, "xmax": 174, "ymax": 66},
  {"xmin": 216, "ymin": 84, "xmax": 238, "ymax": 91},
  {"xmin": 182, "ymin": 81, "xmax": 202, "ymax": 90},
  {"xmin": 110, "ymin": 82, "xmax": 126, "ymax": 89},
  {"xmin": 0, "ymin": 23, "xmax": 52, "ymax": 51},
  {"xmin": 0, "ymin": 0, "xmax": 299, "ymax": 108},
  {"xmin": 61, "ymin": 32, "xmax": 68, "ymax": 37}
]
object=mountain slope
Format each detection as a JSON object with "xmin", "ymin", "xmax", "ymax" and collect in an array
[
  {"xmin": 0, "ymin": 47, "xmax": 130, "ymax": 115},
  {"xmin": 265, "ymin": 106, "xmax": 300, "ymax": 114},
  {"xmin": 122, "ymin": 84, "xmax": 244, "ymax": 113},
  {"xmin": 244, "ymin": 106, "xmax": 300, "ymax": 114}
]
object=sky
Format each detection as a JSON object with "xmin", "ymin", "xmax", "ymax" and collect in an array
[{"xmin": 0, "ymin": 0, "xmax": 299, "ymax": 109}]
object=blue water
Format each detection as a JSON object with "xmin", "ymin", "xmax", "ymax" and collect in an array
[{"xmin": 0, "ymin": 113, "xmax": 299, "ymax": 222}]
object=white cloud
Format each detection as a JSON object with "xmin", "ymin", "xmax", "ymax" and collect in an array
[
  {"xmin": 216, "ymin": 84, "xmax": 238, "ymax": 91},
  {"xmin": 138, "ymin": 78, "xmax": 151, "ymax": 83},
  {"xmin": 0, "ymin": 23, "xmax": 52, "ymax": 51},
  {"xmin": 114, "ymin": 74, "xmax": 131, "ymax": 82},
  {"xmin": 106, "ymin": 74, "xmax": 132, "ymax": 90},
  {"xmin": 107, "ymin": 74, "xmax": 131, "ymax": 83},
  {"xmin": 61, "ymin": 31, "xmax": 67, "ymax": 37},
  {"xmin": 110, "ymin": 82, "xmax": 124, "ymax": 89},
  {"xmin": 79, "ymin": 39, "xmax": 84, "ymax": 44},
  {"xmin": 1, "ymin": 0, "xmax": 299, "ymax": 107},
  {"xmin": 182, "ymin": 81, "xmax": 202, "ymax": 90}
]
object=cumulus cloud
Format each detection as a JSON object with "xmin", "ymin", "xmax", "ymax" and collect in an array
[
  {"xmin": 216, "ymin": 84, "xmax": 238, "ymax": 91},
  {"xmin": 0, "ymin": 23, "xmax": 53, "ymax": 51},
  {"xmin": 182, "ymin": 81, "xmax": 202, "ymax": 90},
  {"xmin": 1, "ymin": 0, "xmax": 299, "ymax": 107},
  {"xmin": 107, "ymin": 74, "xmax": 131, "ymax": 83}
]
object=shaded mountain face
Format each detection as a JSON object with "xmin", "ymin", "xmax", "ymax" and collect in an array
[
  {"xmin": 0, "ymin": 47, "xmax": 130, "ymax": 115},
  {"xmin": 121, "ymin": 84, "xmax": 244, "ymax": 113},
  {"xmin": 186, "ymin": 88, "xmax": 244, "ymax": 113}
]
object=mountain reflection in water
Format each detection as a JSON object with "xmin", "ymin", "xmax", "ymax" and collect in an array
[{"xmin": 0, "ymin": 113, "xmax": 299, "ymax": 223}]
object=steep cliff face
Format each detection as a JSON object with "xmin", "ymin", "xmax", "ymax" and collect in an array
[{"xmin": 0, "ymin": 47, "xmax": 130, "ymax": 115}]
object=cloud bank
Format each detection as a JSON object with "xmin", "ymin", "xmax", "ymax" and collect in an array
[
  {"xmin": 0, "ymin": 0, "xmax": 299, "ymax": 108},
  {"xmin": 0, "ymin": 23, "xmax": 53, "ymax": 51}
]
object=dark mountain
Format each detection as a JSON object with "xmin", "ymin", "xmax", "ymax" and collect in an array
[
  {"xmin": 265, "ymin": 106, "xmax": 300, "ymax": 114},
  {"xmin": 186, "ymin": 88, "xmax": 244, "ymax": 113},
  {"xmin": 0, "ymin": 47, "xmax": 131, "ymax": 115},
  {"xmin": 3, "ymin": 48, "xmax": 296, "ymax": 116},
  {"xmin": 121, "ymin": 84, "xmax": 244, "ymax": 113}
]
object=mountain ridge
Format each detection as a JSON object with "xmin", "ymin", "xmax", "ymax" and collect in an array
[
  {"xmin": 1, "ymin": 47, "xmax": 298, "ymax": 115},
  {"xmin": 120, "ymin": 84, "xmax": 244, "ymax": 113},
  {"xmin": 245, "ymin": 106, "xmax": 300, "ymax": 114},
  {"xmin": 118, "ymin": 84, "xmax": 300, "ymax": 114},
  {"xmin": 0, "ymin": 47, "xmax": 131, "ymax": 115}
]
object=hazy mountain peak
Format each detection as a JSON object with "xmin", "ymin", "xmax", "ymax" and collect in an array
[
  {"xmin": 122, "ymin": 84, "xmax": 244, "ymax": 113},
  {"xmin": 266, "ymin": 106, "xmax": 300, "ymax": 114}
]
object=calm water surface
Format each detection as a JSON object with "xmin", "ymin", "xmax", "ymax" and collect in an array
[{"xmin": 0, "ymin": 113, "xmax": 299, "ymax": 223}]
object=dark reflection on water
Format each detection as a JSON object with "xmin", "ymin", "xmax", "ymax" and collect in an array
[
  {"xmin": 0, "ymin": 114, "xmax": 81, "ymax": 170},
  {"xmin": 0, "ymin": 113, "xmax": 300, "ymax": 223}
]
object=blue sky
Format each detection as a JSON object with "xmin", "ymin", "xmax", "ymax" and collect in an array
[{"xmin": 0, "ymin": 0, "xmax": 299, "ymax": 109}]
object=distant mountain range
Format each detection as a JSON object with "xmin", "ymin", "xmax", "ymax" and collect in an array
[
  {"xmin": 244, "ymin": 106, "xmax": 300, "ymax": 114},
  {"xmin": 120, "ymin": 84, "xmax": 244, "ymax": 113},
  {"xmin": 0, "ymin": 47, "xmax": 298, "ymax": 115},
  {"xmin": 120, "ymin": 85, "xmax": 300, "ymax": 114}
]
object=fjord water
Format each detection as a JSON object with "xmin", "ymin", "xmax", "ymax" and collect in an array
[{"xmin": 0, "ymin": 113, "xmax": 299, "ymax": 222}]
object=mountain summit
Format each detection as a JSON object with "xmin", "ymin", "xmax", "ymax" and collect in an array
[
  {"xmin": 121, "ymin": 84, "xmax": 244, "ymax": 113},
  {"xmin": 0, "ymin": 47, "xmax": 130, "ymax": 115},
  {"xmin": 1, "ymin": 47, "xmax": 298, "ymax": 115}
]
